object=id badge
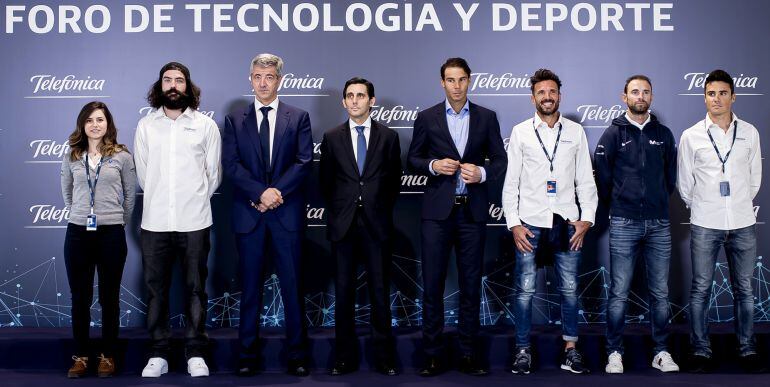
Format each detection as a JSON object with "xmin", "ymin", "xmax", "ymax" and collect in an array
[
  {"xmin": 546, "ymin": 180, "xmax": 557, "ymax": 197},
  {"xmin": 720, "ymin": 181, "xmax": 731, "ymax": 197},
  {"xmin": 86, "ymin": 214, "xmax": 98, "ymax": 231}
]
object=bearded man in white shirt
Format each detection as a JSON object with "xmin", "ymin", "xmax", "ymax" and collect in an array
[
  {"xmin": 134, "ymin": 62, "xmax": 222, "ymax": 378},
  {"xmin": 677, "ymin": 69, "xmax": 764, "ymax": 374},
  {"xmin": 502, "ymin": 69, "xmax": 597, "ymax": 375}
]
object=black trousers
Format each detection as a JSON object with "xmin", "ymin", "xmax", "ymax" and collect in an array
[
  {"xmin": 420, "ymin": 204, "xmax": 485, "ymax": 358},
  {"xmin": 63, "ymin": 223, "xmax": 127, "ymax": 357},
  {"xmin": 332, "ymin": 208, "xmax": 395, "ymax": 364},
  {"xmin": 141, "ymin": 228, "xmax": 210, "ymax": 359}
]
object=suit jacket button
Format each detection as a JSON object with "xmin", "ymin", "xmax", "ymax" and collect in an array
[{"xmin": 359, "ymin": 181, "xmax": 364, "ymax": 186}]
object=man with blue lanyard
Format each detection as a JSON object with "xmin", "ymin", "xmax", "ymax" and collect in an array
[
  {"xmin": 502, "ymin": 69, "xmax": 597, "ymax": 375},
  {"xmin": 677, "ymin": 69, "xmax": 764, "ymax": 373}
]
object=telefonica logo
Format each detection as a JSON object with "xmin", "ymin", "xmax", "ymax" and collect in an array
[
  {"xmin": 29, "ymin": 204, "xmax": 70, "ymax": 224},
  {"xmin": 488, "ymin": 203, "xmax": 504, "ymax": 222},
  {"xmin": 29, "ymin": 139, "xmax": 69, "ymax": 160},
  {"xmin": 470, "ymin": 72, "xmax": 531, "ymax": 93},
  {"xmin": 576, "ymin": 104, "xmax": 624, "ymax": 127},
  {"xmin": 370, "ymin": 105, "xmax": 419, "ymax": 125},
  {"xmin": 138, "ymin": 106, "xmax": 215, "ymax": 119},
  {"xmin": 401, "ymin": 174, "xmax": 427, "ymax": 188},
  {"xmin": 306, "ymin": 205, "xmax": 325, "ymax": 221},
  {"xmin": 28, "ymin": 75, "xmax": 106, "ymax": 97},
  {"xmin": 279, "ymin": 73, "xmax": 324, "ymax": 91},
  {"xmin": 684, "ymin": 72, "xmax": 758, "ymax": 92}
]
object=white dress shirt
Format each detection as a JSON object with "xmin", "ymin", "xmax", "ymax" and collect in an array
[
  {"xmin": 502, "ymin": 114, "xmax": 598, "ymax": 229},
  {"xmin": 677, "ymin": 113, "xmax": 761, "ymax": 230},
  {"xmin": 349, "ymin": 116, "xmax": 371, "ymax": 162},
  {"xmin": 134, "ymin": 107, "xmax": 222, "ymax": 232},
  {"xmin": 255, "ymin": 97, "xmax": 280, "ymax": 162}
]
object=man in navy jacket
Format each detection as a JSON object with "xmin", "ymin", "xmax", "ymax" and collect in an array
[
  {"xmin": 408, "ymin": 58, "xmax": 507, "ymax": 376},
  {"xmin": 594, "ymin": 75, "xmax": 680, "ymax": 374},
  {"xmin": 222, "ymin": 53, "xmax": 312, "ymax": 377}
]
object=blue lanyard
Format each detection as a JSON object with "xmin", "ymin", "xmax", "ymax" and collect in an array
[
  {"xmin": 85, "ymin": 154, "xmax": 103, "ymax": 212},
  {"xmin": 533, "ymin": 120, "xmax": 563, "ymax": 173},
  {"xmin": 705, "ymin": 120, "xmax": 737, "ymax": 174}
]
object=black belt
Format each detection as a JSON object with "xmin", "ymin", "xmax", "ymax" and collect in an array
[{"xmin": 454, "ymin": 195, "xmax": 470, "ymax": 206}]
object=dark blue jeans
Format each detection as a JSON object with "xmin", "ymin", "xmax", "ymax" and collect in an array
[
  {"xmin": 605, "ymin": 217, "xmax": 672, "ymax": 355},
  {"xmin": 513, "ymin": 223, "xmax": 580, "ymax": 349},
  {"xmin": 689, "ymin": 224, "xmax": 757, "ymax": 357}
]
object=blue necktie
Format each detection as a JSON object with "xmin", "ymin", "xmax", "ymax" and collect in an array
[
  {"xmin": 355, "ymin": 125, "xmax": 366, "ymax": 174},
  {"xmin": 259, "ymin": 106, "xmax": 272, "ymax": 171}
]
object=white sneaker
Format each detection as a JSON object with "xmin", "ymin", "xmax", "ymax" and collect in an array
[
  {"xmin": 142, "ymin": 357, "xmax": 168, "ymax": 377},
  {"xmin": 652, "ymin": 351, "xmax": 680, "ymax": 372},
  {"xmin": 605, "ymin": 351, "xmax": 624, "ymax": 374},
  {"xmin": 187, "ymin": 357, "xmax": 210, "ymax": 377}
]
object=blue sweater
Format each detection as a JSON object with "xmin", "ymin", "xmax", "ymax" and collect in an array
[{"xmin": 593, "ymin": 114, "xmax": 677, "ymax": 220}]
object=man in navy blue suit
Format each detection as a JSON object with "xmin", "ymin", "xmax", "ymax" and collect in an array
[
  {"xmin": 222, "ymin": 53, "xmax": 313, "ymax": 377},
  {"xmin": 407, "ymin": 57, "xmax": 508, "ymax": 376}
]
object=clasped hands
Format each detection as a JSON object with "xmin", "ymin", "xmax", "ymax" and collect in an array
[
  {"xmin": 250, "ymin": 187, "xmax": 283, "ymax": 213},
  {"xmin": 431, "ymin": 158, "xmax": 481, "ymax": 183}
]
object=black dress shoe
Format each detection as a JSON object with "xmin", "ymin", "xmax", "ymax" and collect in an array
[
  {"xmin": 419, "ymin": 357, "xmax": 444, "ymax": 377},
  {"xmin": 458, "ymin": 355, "xmax": 489, "ymax": 376},
  {"xmin": 329, "ymin": 360, "xmax": 357, "ymax": 375},
  {"xmin": 287, "ymin": 359, "xmax": 310, "ymax": 376},
  {"xmin": 236, "ymin": 360, "xmax": 259, "ymax": 376},
  {"xmin": 687, "ymin": 354, "xmax": 713, "ymax": 373},
  {"xmin": 740, "ymin": 353, "xmax": 767, "ymax": 373},
  {"xmin": 375, "ymin": 362, "xmax": 398, "ymax": 376}
]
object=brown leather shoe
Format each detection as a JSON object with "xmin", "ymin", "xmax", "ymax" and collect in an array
[
  {"xmin": 97, "ymin": 354, "xmax": 115, "ymax": 378},
  {"xmin": 67, "ymin": 356, "xmax": 88, "ymax": 378}
]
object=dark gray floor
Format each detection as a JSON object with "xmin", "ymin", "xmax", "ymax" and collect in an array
[{"xmin": 2, "ymin": 368, "xmax": 768, "ymax": 387}]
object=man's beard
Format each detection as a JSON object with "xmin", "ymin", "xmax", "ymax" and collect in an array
[
  {"xmin": 536, "ymin": 99, "xmax": 559, "ymax": 116},
  {"xmin": 161, "ymin": 88, "xmax": 191, "ymax": 110},
  {"xmin": 627, "ymin": 101, "xmax": 649, "ymax": 115}
]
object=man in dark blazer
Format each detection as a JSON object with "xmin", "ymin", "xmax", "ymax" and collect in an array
[
  {"xmin": 407, "ymin": 58, "xmax": 507, "ymax": 376},
  {"xmin": 320, "ymin": 77, "xmax": 402, "ymax": 376},
  {"xmin": 222, "ymin": 53, "xmax": 313, "ymax": 377}
]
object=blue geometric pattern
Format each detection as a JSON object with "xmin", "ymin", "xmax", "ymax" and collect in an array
[{"xmin": 1, "ymin": 254, "xmax": 768, "ymax": 328}]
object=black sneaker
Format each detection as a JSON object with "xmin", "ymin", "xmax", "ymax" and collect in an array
[
  {"xmin": 687, "ymin": 354, "xmax": 713, "ymax": 373},
  {"xmin": 740, "ymin": 353, "xmax": 767, "ymax": 374},
  {"xmin": 561, "ymin": 348, "xmax": 587, "ymax": 374},
  {"xmin": 511, "ymin": 348, "xmax": 531, "ymax": 375}
]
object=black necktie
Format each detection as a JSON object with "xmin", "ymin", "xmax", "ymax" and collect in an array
[{"xmin": 259, "ymin": 106, "xmax": 272, "ymax": 171}]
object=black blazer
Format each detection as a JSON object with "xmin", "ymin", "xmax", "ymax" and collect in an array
[
  {"xmin": 407, "ymin": 101, "xmax": 507, "ymax": 222},
  {"xmin": 320, "ymin": 119, "xmax": 402, "ymax": 242}
]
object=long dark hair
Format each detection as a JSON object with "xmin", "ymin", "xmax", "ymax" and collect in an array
[
  {"xmin": 146, "ymin": 61, "xmax": 201, "ymax": 110},
  {"xmin": 67, "ymin": 101, "xmax": 128, "ymax": 161}
]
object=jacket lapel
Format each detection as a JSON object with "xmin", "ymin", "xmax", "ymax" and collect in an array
[
  {"xmin": 361, "ymin": 120, "xmax": 382, "ymax": 177},
  {"xmin": 241, "ymin": 103, "xmax": 265, "ymax": 168},
  {"xmin": 435, "ymin": 105, "xmax": 461, "ymax": 159},
  {"xmin": 463, "ymin": 102, "xmax": 479, "ymax": 158},
  {"xmin": 271, "ymin": 101, "xmax": 290, "ymax": 167},
  {"xmin": 340, "ymin": 122, "xmax": 360, "ymax": 176}
]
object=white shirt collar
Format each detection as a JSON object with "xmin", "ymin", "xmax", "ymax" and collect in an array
[
  {"xmin": 153, "ymin": 106, "xmax": 195, "ymax": 120},
  {"xmin": 349, "ymin": 116, "xmax": 372, "ymax": 131},
  {"xmin": 256, "ymin": 97, "xmax": 280, "ymax": 111},
  {"xmin": 705, "ymin": 112, "xmax": 738, "ymax": 131},
  {"xmin": 533, "ymin": 112, "xmax": 562, "ymax": 130}
]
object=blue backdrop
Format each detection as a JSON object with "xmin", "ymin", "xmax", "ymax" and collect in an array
[{"xmin": 0, "ymin": 0, "xmax": 768, "ymax": 330}]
